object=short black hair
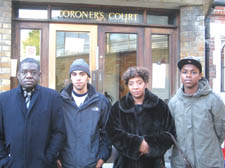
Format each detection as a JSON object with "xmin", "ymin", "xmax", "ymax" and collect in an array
[
  {"xmin": 18, "ymin": 58, "xmax": 40, "ymax": 71},
  {"xmin": 122, "ymin": 66, "xmax": 149, "ymax": 85}
]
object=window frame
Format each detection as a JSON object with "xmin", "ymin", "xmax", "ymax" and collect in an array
[
  {"xmin": 221, "ymin": 44, "xmax": 225, "ymax": 92},
  {"xmin": 13, "ymin": 2, "xmax": 178, "ymax": 28}
]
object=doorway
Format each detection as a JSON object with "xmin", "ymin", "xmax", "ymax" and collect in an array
[
  {"xmin": 12, "ymin": 22, "xmax": 177, "ymax": 101},
  {"xmin": 98, "ymin": 26, "xmax": 144, "ymax": 103},
  {"xmin": 49, "ymin": 24, "xmax": 97, "ymax": 90},
  {"xmin": 49, "ymin": 24, "xmax": 144, "ymax": 99},
  {"xmin": 11, "ymin": 22, "xmax": 49, "ymax": 89}
]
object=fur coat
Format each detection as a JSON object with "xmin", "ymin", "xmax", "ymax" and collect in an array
[{"xmin": 107, "ymin": 89, "xmax": 175, "ymax": 168}]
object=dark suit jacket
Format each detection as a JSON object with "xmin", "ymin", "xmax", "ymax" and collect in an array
[{"xmin": 0, "ymin": 85, "xmax": 65, "ymax": 168}]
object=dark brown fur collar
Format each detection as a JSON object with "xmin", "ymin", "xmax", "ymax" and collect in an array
[{"xmin": 118, "ymin": 88, "xmax": 159, "ymax": 113}]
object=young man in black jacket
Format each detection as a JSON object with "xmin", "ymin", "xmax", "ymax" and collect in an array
[{"xmin": 57, "ymin": 59, "xmax": 112, "ymax": 168}]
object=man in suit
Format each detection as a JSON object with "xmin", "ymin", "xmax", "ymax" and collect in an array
[{"xmin": 0, "ymin": 58, "xmax": 65, "ymax": 168}]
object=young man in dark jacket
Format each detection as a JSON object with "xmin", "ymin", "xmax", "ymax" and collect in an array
[
  {"xmin": 58, "ymin": 59, "xmax": 112, "ymax": 168},
  {"xmin": 106, "ymin": 66, "xmax": 175, "ymax": 168},
  {"xmin": 0, "ymin": 58, "xmax": 65, "ymax": 168}
]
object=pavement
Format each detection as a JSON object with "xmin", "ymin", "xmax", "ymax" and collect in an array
[
  {"xmin": 103, "ymin": 164, "xmax": 113, "ymax": 168},
  {"xmin": 103, "ymin": 162, "xmax": 171, "ymax": 168}
]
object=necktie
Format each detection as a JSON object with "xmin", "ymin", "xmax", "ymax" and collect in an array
[{"xmin": 23, "ymin": 90, "xmax": 32, "ymax": 109}]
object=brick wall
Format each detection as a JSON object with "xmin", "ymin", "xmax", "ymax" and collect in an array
[
  {"xmin": 180, "ymin": 6, "xmax": 205, "ymax": 74},
  {"xmin": 0, "ymin": 0, "xmax": 12, "ymax": 92}
]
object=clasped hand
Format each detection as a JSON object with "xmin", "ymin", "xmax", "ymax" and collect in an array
[{"xmin": 139, "ymin": 139, "xmax": 150, "ymax": 155}]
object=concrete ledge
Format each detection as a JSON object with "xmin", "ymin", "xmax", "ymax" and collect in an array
[{"xmin": 12, "ymin": 0, "xmax": 206, "ymax": 9}]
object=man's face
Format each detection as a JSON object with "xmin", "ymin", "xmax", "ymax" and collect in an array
[
  {"xmin": 71, "ymin": 70, "xmax": 89, "ymax": 94},
  {"xmin": 17, "ymin": 62, "xmax": 41, "ymax": 90},
  {"xmin": 128, "ymin": 76, "xmax": 147, "ymax": 100},
  {"xmin": 181, "ymin": 64, "xmax": 202, "ymax": 91}
]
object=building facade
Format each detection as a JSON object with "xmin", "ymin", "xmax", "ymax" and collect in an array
[
  {"xmin": 206, "ymin": 0, "xmax": 225, "ymax": 102},
  {"xmin": 0, "ymin": 0, "xmax": 213, "ymax": 103}
]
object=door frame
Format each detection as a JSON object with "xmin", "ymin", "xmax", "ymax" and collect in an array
[
  {"xmin": 145, "ymin": 27, "xmax": 178, "ymax": 96},
  {"xmin": 11, "ymin": 22, "xmax": 49, "ymax": 88},
  {"xmin": 98, "ymin": 25, "xmax": 144, "ymax": 68},
  {"xmin": 98, "ymin": 25, "xmax": 144, "ymax": 93},
  {"xmin": 49, "ymin": 23, "xmax": 98, "ymax": 89},
  {"xmin": 12, "ymin": 22, "xmax": 177, "ymax": 97},
  {"xmin": 98, "ymin": 25, "xmax": 177, "ymax": 98}
]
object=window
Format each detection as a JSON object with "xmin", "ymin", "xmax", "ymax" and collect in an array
[
  {"xmin": 151, "ymin": 34, "xmax": 170, "ymax": 99},
  {"xmin": 104, "ymin": 33, "xmax": 137, "ymax": 103},
  {"xmin": 147, "ymin": 12, "xmax": 176, "ymax": 25},
  {"xmin": 14, "ymin": 5, "xmax": 48, "ymax": 19},
  {"xmin": 221, "ymin": 45, "xmax": 225, "ymax": 91},
  {"xmin": 20, "ymin": 29, "xmax": 41, "ymax": 61},
  {"xmin": 18, "ymin": 9, "xmax": 48, "ymax": 19},
  {"xmin": 55, "ymin": 31, "xmax": 90, "ymax": 91}
]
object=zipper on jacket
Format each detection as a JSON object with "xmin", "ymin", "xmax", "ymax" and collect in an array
[
  {"xmin": 136, "ymin": 159, "xmax": 139, "ymax": 168},
  {"xmin": 191, "ymin": 111, "xmax": 197, "ymax": 168},
  {"xmin": 134, "ymin": 107, "xmax": 141, "ymax": 168}
]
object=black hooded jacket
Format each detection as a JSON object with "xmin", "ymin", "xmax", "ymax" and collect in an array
[
  {"xmin": 106, "ymin": 88, "xmax": 175, "ymax": 168},
  {"xmin": 60, "ymin": 83, "xmax": 112, "ymax": 168}
]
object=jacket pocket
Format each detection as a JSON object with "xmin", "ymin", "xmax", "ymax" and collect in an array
[
  {"xmin": 4, "ymin": 156, "xmax": 14, "ymax": 168},
  {"xmin": 199, "ymin": 153, "xmax": 223, "ymax": 168},
  {"xmin": 0, "ymin": 157, "xmax": 9, "ymax": 168},
  {"xmin": 0, "ymin": 156, "xmax": 14, "ymax": 168}
]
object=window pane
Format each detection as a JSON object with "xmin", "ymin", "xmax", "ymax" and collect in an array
[
  {"xmin": 223, "ymin": 67, "xmax": 225, "ymax": 91},
  {"xmin": 148, "ymin": 15, "xmax": 168, "ymax": 25},
  {"xmin": 18, "ymin": 9, "xmax": 48, "ymax": 19},
  {"xmin": 151, "ymin": 35, "xmax": 170, "ymax": 100},
  {"xmin": 106, "ymin": 34, "xmax": 137, "ymax": 53},
  {"xmin": 147, "ymin": 14, "xmax": 176, "ymax": 25},
  {"xmin": 20, "ymin": 29, "xmax": 41, "ymax": 62},
  {"xmin": 104, "ymin": 33, "xmax": 137, "ymax": 104},
  {"xmin": 222, "ymin": 46, "xmax": 225, "ymax": 91},
  {"xmin": 55, "ymin": 31, "xmax": 90, "ymax": 91}
]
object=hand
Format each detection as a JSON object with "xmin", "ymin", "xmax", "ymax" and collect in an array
[
  {"xmin": 56, "ymin": 159, "xmax": 62, "ymax": 168},
  {"xmin": 139, "ymin": 139, "xmax": 150, "ymax": 155},
  {"xmin": 96, "ymin": 159, "xmax": 104, "ymax": 168}
]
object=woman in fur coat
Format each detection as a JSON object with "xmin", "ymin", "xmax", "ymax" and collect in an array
[{"xmin": 107, "ymin": 66, "xmax": 175, "ymax": 168}]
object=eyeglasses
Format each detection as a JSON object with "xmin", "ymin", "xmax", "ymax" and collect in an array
[{"xmin": 19, "ymin": 70, "xmax": 40, "ymax": 76}]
